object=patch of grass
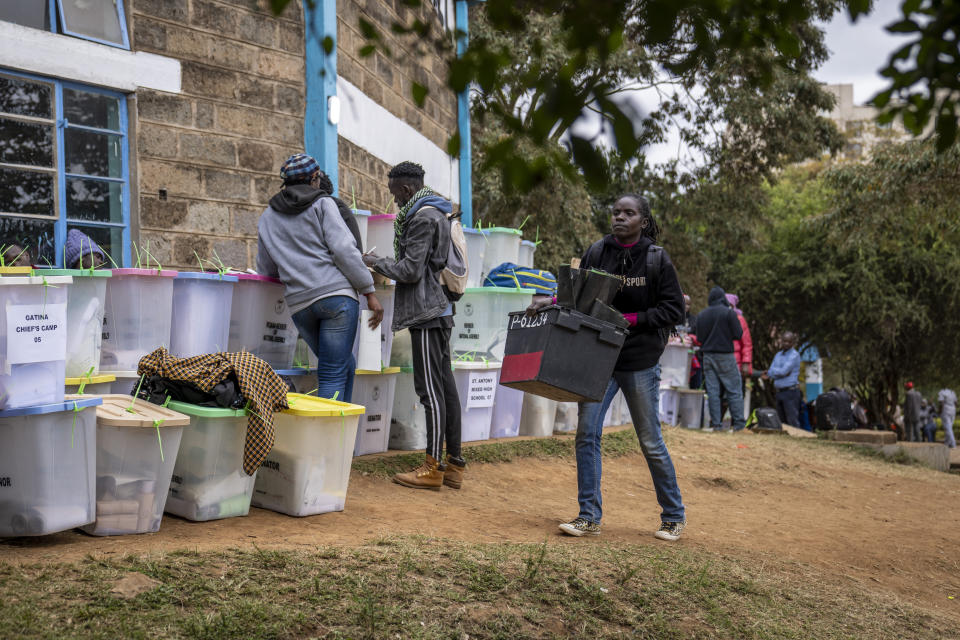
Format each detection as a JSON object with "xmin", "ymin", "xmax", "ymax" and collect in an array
[
  {"xmin": 352, "ymin": 428, "xmax": 640, "ymax": 478},
  {"xmin": 0, "ymin": 538, "xmax": 954, "ymax": 640}
]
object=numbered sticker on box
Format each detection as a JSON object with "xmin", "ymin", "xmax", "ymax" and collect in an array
[
  {"xmin": 6, "ymin": 304, "xmax": 67, "ymax": 364},
  {"xmin": 466, "ymin": 371, "xmax": 497, "ymax": 410}
]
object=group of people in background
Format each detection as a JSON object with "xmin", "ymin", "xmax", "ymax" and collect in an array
[{"xmin": 903, "ymin": 382, "xmax": 956, "ymax": 448}]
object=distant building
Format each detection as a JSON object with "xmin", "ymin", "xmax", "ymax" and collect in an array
[
  {"xmin": 821, "ymin": 83, "xmax": 910, "ymax": 161},
  {"xmin": 0, "ymin": 1, "xmax": 470, "ymax": 269}
]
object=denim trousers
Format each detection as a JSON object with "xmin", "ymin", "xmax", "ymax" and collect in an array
[
  {"xmin": 576, "ymin": 366, "xmax": 685, "ymax": 524},
  {"xmin": 291, "ymin": 295, "xmax": 359, "ymax": 402},
  {"xmin": 702, "ymin": 352, "xmax": 745, "ymax": 429}
]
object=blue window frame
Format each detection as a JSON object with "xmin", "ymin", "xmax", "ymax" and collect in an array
[
  {"xmin": 0, "ymin": 1, "xmax": 129, "ymax": 50},
  {"xmin": 0, "ymin": 67, "xmax": 130, "ymax": 267}
]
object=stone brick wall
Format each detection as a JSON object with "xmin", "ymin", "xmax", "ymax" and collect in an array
[
  {"xmin": 132, "ymin": 0, "xmax": 306, "ymax": 270},
  {"xmin": 337, "ymin": 0, "xmax": 459, "ymax": 212}
]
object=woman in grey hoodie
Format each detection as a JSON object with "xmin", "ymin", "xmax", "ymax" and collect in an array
[{"xmin": 257, "ymin": 153, "xmax": 383, "ymax": 402}]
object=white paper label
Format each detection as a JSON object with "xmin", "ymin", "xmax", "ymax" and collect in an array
[
  {"xmin": 6, "ymin": 303, "xmax": 67, "ymax": 364},
  {"xmin": 466, "ymin": 371, "xmax": 497, "ymax": 409}
]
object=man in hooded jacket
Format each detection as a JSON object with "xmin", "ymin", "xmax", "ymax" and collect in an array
[{"xmin": 692, "ymin": 286, "xmax": 744, "ymax": 430}]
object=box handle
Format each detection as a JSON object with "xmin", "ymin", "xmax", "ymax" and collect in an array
[
  {"xmin": 554, "ymin": 310, "xmax": 583, "ymax": 332},
  {"xmin": 597, "ymin": 327, "xmax": 626, "ymax": 346}
]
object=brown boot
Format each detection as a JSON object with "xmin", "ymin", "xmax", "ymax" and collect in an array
[
  {"xmin": 443, "ymin": 456, "xmax": 465, "ymax": 490},
  {"xmin": 392, "ymin": 455, "xmax": 443, "ymax": 491}
]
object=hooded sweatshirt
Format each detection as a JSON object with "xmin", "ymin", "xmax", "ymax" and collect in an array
[
  {"xmin": 580, "ymin": 235, "xmax": 684, "ymax": 370},
  {"xmin": 256, "ymin": 185, "xmax": 374, "ymax": 313},
  {"xmin": 691, "ymin": 286, "xmax": 743, "ymax": 353}
]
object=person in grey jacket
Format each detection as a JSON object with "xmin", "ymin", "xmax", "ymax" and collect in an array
[
  {"xmin": 903, "ymin": 382, "xmax": 923, "ymax": 442},
  {"xmin": 363, "ymin": 161, "xmax": 464, "ymax": 491},
  {"xmin": 257, "ymin": 153, "xmax": 383, "ymax": 402}
]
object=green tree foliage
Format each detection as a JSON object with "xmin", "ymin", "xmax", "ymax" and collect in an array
[{"xmin": 730, "ymin": 141, "xmax": 960, "ymax": 422}]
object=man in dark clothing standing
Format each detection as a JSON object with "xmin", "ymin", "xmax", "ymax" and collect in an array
[
  {"xmin": 363, "ymin": 161, "xmax": 465, "ymax": 491},
  {"xmin": 529, "ymin": 193, "xmax": 686, "ymax": 541},
  {"xmin": 903, "ymin": 382, "xmax": 923, "ymax": 442},
  {"xmin": 692, "ymin": 286, "xmax": 744, "ymax": 430}
]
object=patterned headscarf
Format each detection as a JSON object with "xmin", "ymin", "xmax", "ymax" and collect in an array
[{"xmin": 393, "ymin": 186, "xmax": 435, "ymax": 257}]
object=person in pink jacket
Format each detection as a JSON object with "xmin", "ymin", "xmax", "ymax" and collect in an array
[{"xmin": 725, "ymin": 293, "xmax": 752, "ymax": 389}]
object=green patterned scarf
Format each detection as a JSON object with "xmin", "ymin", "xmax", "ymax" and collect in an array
[{"xmin": 394, "ymin": 186, "xmax": 435, "ymax": 258}]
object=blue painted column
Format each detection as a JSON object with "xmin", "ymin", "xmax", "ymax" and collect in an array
[
  {"xmin": 303, "ymin": 0, "xmax": 339, "ymax": 194},
  {"xmin": 455, "ymin": 0, "xmax": 472, "ymax": 226}
]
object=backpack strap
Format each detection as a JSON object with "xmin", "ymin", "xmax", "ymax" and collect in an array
[{"xmin": 645, "ymin": 244, "xmax": 663, "ymax": 294}]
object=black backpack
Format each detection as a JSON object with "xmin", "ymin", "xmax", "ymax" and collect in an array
[
  {"xmin": 814, "ymin": 389, "xmax": 856, "ymax": 430},
  {"xmin": 752, "ymin": 407, "xmax": 782, "ymax": 431}
]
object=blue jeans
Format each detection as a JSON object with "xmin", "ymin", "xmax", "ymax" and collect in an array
[
  {"xmin": 702, "ymin": 352, "xmax": 745, "ymax": 430},
  {"xmin": 576, "ymin": 366, "xmax": 685, "ymax": 524},
  {"xmin": 291, "ymin": 295, "xmax": 359, "ymax": 402}
]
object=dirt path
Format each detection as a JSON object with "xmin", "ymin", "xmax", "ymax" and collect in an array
[{"xmin": 4, "ymin": 428, "xmax": 960, "ymax": 622}]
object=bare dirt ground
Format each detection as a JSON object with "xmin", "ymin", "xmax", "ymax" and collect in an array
[{"xmin": 4, "ymin": 427, "xmax": 960, "ymax": 623}]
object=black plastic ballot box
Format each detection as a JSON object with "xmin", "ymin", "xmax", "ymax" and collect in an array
[{"xmin": 500, "ymin": 306, "xmax": 627, "ymax": 402}]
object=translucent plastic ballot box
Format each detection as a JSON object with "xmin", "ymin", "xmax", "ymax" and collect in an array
[
  {"xmin": 659, "ymin": 343, "xmax": 691, "ymax": 389},
  {"xmin": 37, "ymin": 268, "xmax": 110, "ymax": 377},
  {"xmin": 489, "ymin": 383, "xmax": 523, "ymax": 439},
  {"xmin": 351, "ymin": 282, "xmax": 396, "ymax": 370},
  {"xmin": 65, "ymin": 373, "xmax": 116, "ymax": 396},
  {"xmin": 0, "ymin": 397, "xmax": 101, "ymax": 536},
  {"xmin": 104, "ymin": 371, "xmax": 142, "ymax": 395},
  {"xmin": 252, "ymin": 393, "xmax": 364, "ymax": 517},
  {"xmin": 603, "ymin": 391, "xmax": 627, "ymax": 428},
  {"xmin": 676, "ymin": 389, "xmax": 705, "ymax": 430},
  {"xmin": 164, "ymin": 402, "xmax": 256, "ymax": 521},
  {"xmin": 554, "ymin": 402, "xmax": 578, "ymax": 434},
  {"xmin": 451, "ymin": 287, "xmax": 536, "ymax": 361},
  {"xmin": 0, "ymin": 275, "xmax": 72, "ymax": 410},
  {"xmin": 101, "ymin": 268, "xmax": 177, "ymax": 371},
  {"xmin": 518, "ymin": 393, "xmax": 558, "ymax": 438},
  {"xmin": 658, "ymin": 388, "xmax": 679, "ymax": 426},
  {"xmin": 170, "ymin": 272, "xmax": 238, "ymax": 358},
  {"xmin": 462, "ymin": 227, "xmax": 487, "ymax": 289},
  {"xmin": 480, "ymin": 227, "xmax": 522, "ymax": 281},
  {"xmin": 500, "ymin": 306, "xmax": 627, "ymax": 403},
  {"xmin": 227, "ymin": 273, "xmax": 297, "ymax": 369},
  {"xmin": 389, "ymin": 367, "xmax": 427, "ymax": 450},
  {"xmin": 352, "ymin": 367, "xmax": 400, "ymax": 456},
  {"xmin": 452, "ymin": 360, "xmax": 501, "ymax": 443},
  {"xmin": 79, "ymin": 395, "xmax": 190, "ymax": 536},
  {"xmin": 367, "ymin": 214, "xmax": 397, "ymax": 260},
  {"xmin": 353, "ymin": 209, "xmax": 371, "ymax": 251},
  {"xmin": 518, "ymin": 239, "xmax": 537, "ymax": 268}
]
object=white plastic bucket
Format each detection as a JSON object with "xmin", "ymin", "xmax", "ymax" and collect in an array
[
  {"xmin": 453, "ymin": 360, "xmax": 501, "ymax": 443},
  {"xmin": 37, "ymin": 268, "xmax": 110, "ymax": 377},
  {"xmin": 0, "ymin": 275, "xmax": 71, "ymax": 410},
  {"xmin": 81, "ymin": 395, "xmax": 188, "ymax": 535},
  {"xmin": 659, "ymin": 388, "xmax": 679, "ymax": 425},
  {"xmin": 367, "ymin": 214, "xmax": 396, "ymax": 260},
  {"xmin": 462, "ymin": 227, "xmax": 487, "ymax": 289},
  {"xmin": 227, "ymin": 274, "xmax": 297, "ymax": 369},
  {"xmin": 451, "ymin": 287, "xmax": 535, "ymax": 361},
  {"xmin": 252, "ymin": 394, "xmax": 363, "ymax": 516},
  {"xmin": 170, "ymin": 272, "xmax": 237, "ymax": 358},
  {"xmin": 0, "ymin": 397, "xmax": 100, "ymax": 536},
  {"xmin": 519, "ymin": 393, "xmax": 558, "ymax": 438},
  {"xmin": 389, "ymin": 367, "xmax": 426, "ymax": 450},
  {"xmin": 164, "ymin": 402, "xmax": 256, "ymax": 521},
  {"xmin": 351, "ymin": 368, "xmax": 400, "ymax": 456},
  {"xmin": 490, "ymin": 384, "xmax": 523, "ymax": 439},
  {"xmin": 676, "ymin": 389, "xmax": 705, "ymax": 429},
  {"xmin": 101, "ymin": 268, "xmax": 176, "ymax": 371}
]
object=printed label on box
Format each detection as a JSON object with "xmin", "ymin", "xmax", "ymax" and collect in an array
[
  {"xmin": 6, "ymin": 303, "xmax": 67, "ymax": 364},
  {"xmin": 466, "ymin": 371, "xmax": 497, "ymax": 409}
]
